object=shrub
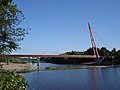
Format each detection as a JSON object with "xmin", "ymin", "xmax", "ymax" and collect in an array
[{"xmin": 0, "ymin": 71, "xmax": 28, "ymax": 90}]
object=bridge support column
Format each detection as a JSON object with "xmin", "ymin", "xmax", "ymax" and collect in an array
[
  {"xmin": 37, "ymin": 57, "xmax": 40, "ymax": 70},
  {"xmin": 95, "ymin": 58, "xmax": 100, "ymax": 64},
  {"xmin": 96, "ymin": 56, "xmax": 106, "ymax": 64}
]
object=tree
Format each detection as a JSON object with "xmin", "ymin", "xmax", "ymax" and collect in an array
[
  {"xmin": 100, "ymin": 47, "xmax": 110, "ymax": 56},
  {"xmin": 111, "ymin": 48, "xmax": 116, "ymax": 56},
  {"xmin": 85, "ymin": 47, "xmax": 94, "ymax": 55},
  {"xmin": 0, "ymin": 0, "xmax": 28, "ymax": 54},
  {"xmin": 0, "ymin": 0, "xmax": 13, "ymax": 6},
  {"xmin": 63, "ymin": 50, "xmax": 85, "ymax": 55},
  {"xmin": 116, "ymin": 50, "xmax": 120, "ymax": 56}
]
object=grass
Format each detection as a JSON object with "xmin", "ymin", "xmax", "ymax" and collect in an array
[{"xmin": 44, "ymin": 65, "xmax": 108, "ymax": 71}]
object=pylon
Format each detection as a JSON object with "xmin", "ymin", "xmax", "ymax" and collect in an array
[{"xmin": 88, "ymin": 22, "xmax": 100, "ymax": 62}]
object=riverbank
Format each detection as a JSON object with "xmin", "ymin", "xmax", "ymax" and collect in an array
[
  {"xmin": 0, "ymin": 62, "xmax": 38, "ymax": 73},
  {"xmin": 44, "ymin": 65, "xmax": 113, "ymax": 71},
  {"xmin": 0, "ymin": 62, "xmax": 119, "ymax": 73}
]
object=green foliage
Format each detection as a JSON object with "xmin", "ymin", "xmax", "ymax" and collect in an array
[
  {"xmin": 0, "ymin": 0, "xmax": 13, "ymax": 6},
  {"xmin": 0, "ymin": 71, "xmax": 28, "ymax": 90},
  {"xmin": 61, "ymin": 47, "xmax": 120, "ymax": 64},
  {"xmin": 111, "ymin": 48, "xmax": 116, "ymax": 56},
  {"xmin": 63, "ymin": 50, "xmax": 85, "ymax": 55},
  {"xmin": 99, "ymin": 47, "xmax": 109, "ymax": 56},
  {"xmin": 10, "ymin": 58, "xmax": 28, "ymax": 64},
  {"xmin": 112, "ymin": 59, "xmax": 120, "ymax": 64},
  {"xmin": 85, "ymin": 47, "xmax": 94, "ymax": 55},
  {"xmin": 0, "ymin": 56, "xmax": 9, "ymax": 65},
  {"xmin": 44, "ymin": 66, "xmax": 98, "ymax": 71},
  {"xmin": 63, "ymin": 47, "xmax": 120, "ymax": 57},
  {"xmin": 0, "ymin": 1, "xmax": 28, "ymax": 54},
  {"xmin": 8, "ymin": 58, "xmax": 38, "ymax": 64}
]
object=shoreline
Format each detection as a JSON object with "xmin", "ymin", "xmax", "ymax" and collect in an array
[
  {"xmin": 0, "ymin": 62, "xmax": 38, "ymax": 73},
  {"xmin": 0, "ymin": 62, "xmax": 119, "ymax": 73}
]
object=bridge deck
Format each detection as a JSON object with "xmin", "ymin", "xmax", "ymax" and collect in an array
[{"xmin": 0, "ymin": 54, "xmax": 97, "ymax": 59}]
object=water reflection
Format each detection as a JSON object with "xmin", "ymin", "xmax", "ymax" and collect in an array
[{"xmin": 24, "ymin": 63, "xmax": 120, "ymax": 90}]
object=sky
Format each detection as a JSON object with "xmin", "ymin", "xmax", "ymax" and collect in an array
[{"xmin": 13, "ymin": 0, "xmax": 120, "ymax": 54}]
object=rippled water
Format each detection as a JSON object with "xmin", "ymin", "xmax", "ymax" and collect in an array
[{"xmin": 23, "ymin": 65, "xmax": 120, "ymax": 90}]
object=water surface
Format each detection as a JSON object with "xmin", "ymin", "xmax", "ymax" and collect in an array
[{"xmin": 24, "ymin": 66, "xmax": 120, "ymax": 90}]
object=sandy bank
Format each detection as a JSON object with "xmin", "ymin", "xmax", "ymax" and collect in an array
[{"xmin": 0, "ymin": 62, "xmax": 37, "ymax": 71}]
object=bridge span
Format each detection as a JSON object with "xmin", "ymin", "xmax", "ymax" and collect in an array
[{"xmin": 0, "ymin": 54, "xmax": 97, "ymax": 59}]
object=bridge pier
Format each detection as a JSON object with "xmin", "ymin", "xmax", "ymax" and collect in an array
[
  {"xmin": 37, "ymin": 57, "xmax": 40, "ymax": 70},
  {"xmin": 95, "ymin": 56, "xmax": 106, "ymax": 64},
  {"xmin": 95, "ymin": 58, "xmax": 100, "ymax": 64}
]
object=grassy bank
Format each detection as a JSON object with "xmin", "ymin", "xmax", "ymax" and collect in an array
[{"xmin": 43, "ymin": 65, "xmax": 113, "ymax": 71}]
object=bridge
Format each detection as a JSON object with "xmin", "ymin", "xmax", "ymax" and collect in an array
[
  {"xmin": 0, "ymin": 54, "xmax": 97, "ymax": 58},
  {"xmin": 0, "ymin": 22, "xmax": 102, "ymax": 65}
]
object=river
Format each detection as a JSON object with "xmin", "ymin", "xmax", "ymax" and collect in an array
[{"xmin": 23, "ymin": 63, "xmax": 120, "ymax": 90}]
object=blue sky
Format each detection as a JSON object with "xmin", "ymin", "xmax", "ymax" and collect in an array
[{"xmin": 13, "ymin": 0, "xmax": 120, "ymax": 54}]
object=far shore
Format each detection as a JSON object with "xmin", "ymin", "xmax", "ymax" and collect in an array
[{"xmin": 0, "ymin": 62, "xmax": 119, "ymax": 73}]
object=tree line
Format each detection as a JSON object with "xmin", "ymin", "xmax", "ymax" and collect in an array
[
  {"xmin": 63, "ymin": 47, "xmax": 119, "ymax": 56},
  {"xmin": 62, "ymin": 47, "xmax": 120, "ymax": 64}
]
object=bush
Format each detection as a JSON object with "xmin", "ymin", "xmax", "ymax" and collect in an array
[{"xmin": 0, "ymin": 71, "xmax": 28, "ymax": 90}]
